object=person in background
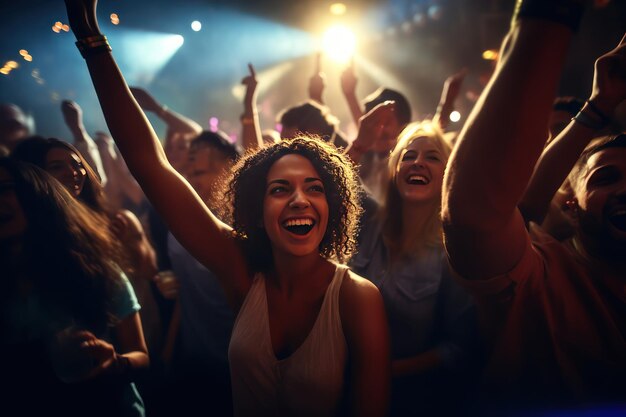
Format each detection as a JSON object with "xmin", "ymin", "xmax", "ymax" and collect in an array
[
  {"xmin": 158, "ymin": 130, "xmax": 240, "ymax": 416},
  {"xmin": 11, "ymin": 137, "xmax": 161, "ymax": 361},
  {"xmin": 0, "ymin": 103, "xmax": 33, "ymax": 155},
  {"xmin": 0, "ymin": 157, "xmax": 149, "ymax": 417},
  {"xmin": 350, "ymin": 115, "xmax": 481, "ymax": 416},
  {"xmin": 61, "ymin": 100, "xmax": 107, "ymax": 187}
]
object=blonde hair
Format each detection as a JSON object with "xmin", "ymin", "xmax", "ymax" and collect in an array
[{"xmin": 379, "ymin": 120, "xmax": 452, "ymax": 256}]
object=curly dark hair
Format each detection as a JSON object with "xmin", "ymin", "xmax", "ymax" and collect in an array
[{"xmin": 221, "ymin": 136, "xmax": 362, "ymax": 272}]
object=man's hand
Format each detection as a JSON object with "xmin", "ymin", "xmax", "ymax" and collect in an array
[
  {"xmin": 589, "ymin": 33, "xmax": 626, "ymax": 115},
  {"xmin": 61, "ymin": 100, "xmax": 84, "ymax": 132},
  {"xmin": 309, "ymin": 53, "xmax": 326, "ymax": 104},
  {"xmin": 241, "ymin": 63, "xmax": 258, "ymax": 106},
  {"xmin": 353, "ymin": 101, "xmax": 396, "ymax": 154},
  {"xmin": 340, "ymin": 58, "xmax": 358, "ymax": 98}
]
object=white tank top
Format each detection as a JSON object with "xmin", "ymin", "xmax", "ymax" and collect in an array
[{"xmin": 228, "ymin": 264, "xmax": 349, "ymax": 417}]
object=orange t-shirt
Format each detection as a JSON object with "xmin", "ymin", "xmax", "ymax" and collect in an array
[{"xmin": 456, "ymin": 224, "xmax": 626, "ymax": 407}]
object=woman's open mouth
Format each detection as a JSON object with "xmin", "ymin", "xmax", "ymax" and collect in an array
[
  {"xmin": 282, "ymin": 218, "xmax": 316, "ymax": 236},
  {"xmin": 406, "ymin": 174, "xmax": 430, "ymax": 185}
]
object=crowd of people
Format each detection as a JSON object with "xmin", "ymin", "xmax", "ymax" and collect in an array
[{"xmin": 1, "ymin": 0, "xmax": 625, "ymax": 416}]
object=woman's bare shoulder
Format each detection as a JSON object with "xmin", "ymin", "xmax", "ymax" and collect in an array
[{"xmin": 339, "ymin": 268, "xmax": 382, "ymax": 310}]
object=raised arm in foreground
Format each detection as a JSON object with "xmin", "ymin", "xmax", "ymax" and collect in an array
[
  {"xmin": 64, "ymin": 0, "xmax": 250, "ymax": 308},
  {"xmin": 519, "ymin": 37, "xmax": 626, "ymax": 226},
  {"xmin": 442, "ymin": 1, "xmax": 581, "ymax": 280}
]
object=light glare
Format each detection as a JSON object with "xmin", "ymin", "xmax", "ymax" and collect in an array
[
  {"xmin": 449, "ymin": 111, "xmax": 461, "ymax": 122},
  {"xmin": 321, "ymin": 25, "xmax": 356, "ymax": 64},
  {"xmin": 191, "ymin": 21, "xmax": 202, "ymax": 32}
]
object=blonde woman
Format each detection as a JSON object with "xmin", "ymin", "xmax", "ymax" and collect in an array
[{"xmin": 350, "ymin": 118, "xmax": 481, "ymax": 416}]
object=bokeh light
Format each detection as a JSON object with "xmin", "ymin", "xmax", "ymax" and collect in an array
[
  {"xmin": 482, "ymin": 49, "xmax": 498, "ymax": 61},
  {"xmin": 329, "ymin": 3, "xmax": 347, "ymax": 16}
]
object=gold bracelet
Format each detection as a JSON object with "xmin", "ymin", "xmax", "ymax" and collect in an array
[{"xmin": 75, "ymin": 34, "xmax": 112, "ymax": 59}]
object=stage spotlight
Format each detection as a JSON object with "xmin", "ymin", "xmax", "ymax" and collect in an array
[
  {"xmin": 449, "ymin": 111, "xmax": 461, "ymax": 123},
  {"xmin": 191, "ymin": 21, "xmax": 202, "ymax": 32},
  {"xmin": 111, "ymin": 30, "xmax": 185, "ymax": 84},
  {"xmin": 330, "ymin": 3, "xmax": 347, "ymax": 16},
  {"xmin": 173, "ymin": 35, "xmax": 185, "ymax": 47},
  {"xmin": 322, "ymin": 25, "xmax": 356, "ymax": 64}
]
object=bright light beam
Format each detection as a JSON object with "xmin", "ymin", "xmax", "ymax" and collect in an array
[
  {"xmin": 109, "ymin": 30, "xmax": 185, "ymax": 85},
  {"xmin": 321, "ymin": 25, "xmax": 356, "ymax": 64},
  {"xmin": 354, "ymin": 55, "xmax": 407, "ymax": 95}
]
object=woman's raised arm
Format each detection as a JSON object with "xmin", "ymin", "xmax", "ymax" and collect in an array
[{"xmin": 63, "ymin": 0, "xmax": 250, "ymax": 307}]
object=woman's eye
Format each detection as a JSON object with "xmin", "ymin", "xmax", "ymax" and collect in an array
[
  {"xmin": 269, "ymin": 186, "xmax": 287, "ymax": 194},
  {"xmin": 309, "ymin": 185, "xmax": 325, "ymax": 193}
]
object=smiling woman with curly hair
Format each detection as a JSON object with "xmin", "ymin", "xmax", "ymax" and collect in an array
[
  {"xmin": 223, "ymin": 137, "xmax": 362, "ymax": 271},
  {"xmin": 63, "ymin": 1, "xmax": 391, "ymax": 415}
]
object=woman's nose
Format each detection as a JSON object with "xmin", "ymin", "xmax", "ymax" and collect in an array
[{"xmin": 289, "ymin": 190, "xmax": 310, "ymax": 209}]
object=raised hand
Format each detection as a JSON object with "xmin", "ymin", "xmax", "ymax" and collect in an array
[
  {"xmin": 589, "ymin": 33, "xmax": 626, "ymax": 115},
  {"xmin": 308, "ymin": 52, "xmax": 326, "ymax": 104},
  {"xmin": 353, "ymin": 101, "xmax": 396, "ymax": 154},
  {"xmin": 61, "ymin": 100, "xmax": 84, "ymax": 132},
  {"xmin": 95, "ymin": 130, "xmax": 117, "ymax": 158},
  {"xmin": 64, "ymin": 0, "xmax": 101, "ymax": 39},
  {"xmin": 340, "ymin": 57, "xmax": 358, "ymax": 97},
  {"xmin": 436, "ymin": 69, "xmax": 467, "ymax": 130},
  {"xmin": 130, "ymin": 87, "xmax": 163, "ymax": 113},
  {"xmin": 241, "ymin": 63, "xmax": 258, "ymax": 106}
]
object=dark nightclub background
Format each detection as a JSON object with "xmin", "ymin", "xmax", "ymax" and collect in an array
[{"xmin": 1, "ymin": 0, "xmax": 625, "ymax": 142}]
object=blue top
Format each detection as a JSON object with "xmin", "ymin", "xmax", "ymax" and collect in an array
[
  {"xmin": 349, "ymin": 198, "xmax": 482, "ymax": 414},
  {"xmin": 350, "ymin": 217, "xmax": 476, "ymax": 365},
  {"xmin": 3, "ymin": 271, "xmax": 145, "ymax": 417}
]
